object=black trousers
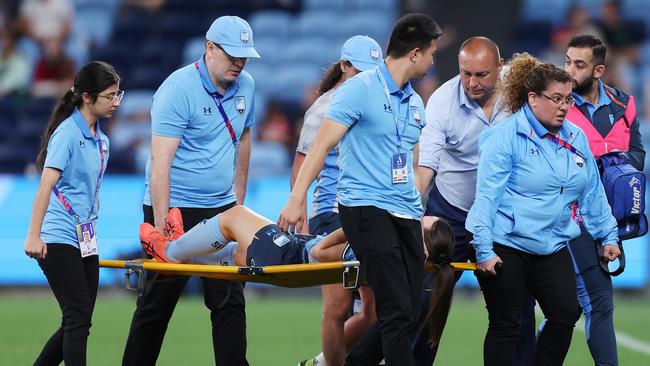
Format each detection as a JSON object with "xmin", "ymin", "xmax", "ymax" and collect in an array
[
  {"xmin": 340, "ymin": 205, "xmax": 424, "ymax": 366},
  {"xmin": 35, "ymin": 244, "xmax": 99, "ymax": 366},
  {"xmin": 122, "ymin": 204, "xmax": 248, "ymax": 366},
  {"xmin": 476, "ymin": 244, "xmax": 580, "ymax": 366},
  {"xmin": 414, "ymin": 183, "xmax": 536, "ymax": 366}
]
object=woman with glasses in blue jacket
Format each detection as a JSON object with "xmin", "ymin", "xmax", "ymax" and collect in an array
[{"xmin": 466, "ymin": 53, "xmax": 620, "ymax": 366}]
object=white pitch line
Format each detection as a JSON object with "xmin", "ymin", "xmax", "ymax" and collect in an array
[{"xmin": 537, "ymin": 307, "xmax": 650, "ymax": 356}]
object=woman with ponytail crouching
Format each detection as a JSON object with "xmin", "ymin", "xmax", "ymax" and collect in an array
[
  {"xmin": 24, "ymin": 61, "xmax": 121, "ymax": 366},
  {"xmin": 466, "ymin": 53, "xmax": 620, "ymax": 366}
]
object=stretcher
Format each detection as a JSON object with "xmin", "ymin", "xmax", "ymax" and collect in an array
[{"xmin": 100, "ymin": 259, "xmax": 478, "ymax": 291}]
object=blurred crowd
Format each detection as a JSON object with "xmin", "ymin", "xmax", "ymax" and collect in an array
[{"xmin": 1, "ymin": 0, "xmax": 649, "ymax": 177}]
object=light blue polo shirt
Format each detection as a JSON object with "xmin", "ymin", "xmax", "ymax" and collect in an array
[
  {"xmin": 419, "ymin": 74, "xmax": 509, "ymax": 211},
  {"xmin": 466, "ymin": 105, "xmax": 618, "ymax": 263},
  {"xmin": 326, "ymin": 62, "xmax": 426, "ymax": 219},
  {"xmin": 143, "ymin": 55, "xmax": 256, "ymax": 208},
  {"xmin": 573, "ymin": 80, "xmax": 611, "ymax": 120},
  {"xmin": 41, "ymin": 108, "xmax": 110, "ymax": 248}
]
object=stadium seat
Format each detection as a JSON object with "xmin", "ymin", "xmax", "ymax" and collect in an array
[
  {"xmin": 250, "ymin": 10, "xmax": 293, "ymax": 39},
  {"xmin": 355, "ymin": 0, "xmax": 397, "ymax": 13},
  {"xmin": 304, "ymin": 0, "xmax": 346, "ymax": 12},
  {"xmin": 272, "ymin": 64, "xmax": 321, "ymax": 102},
  {"xmin": 182, "ymin": 37, "xmax": 206, "ymax": 66},
  {"xmin": 280, "ymin": 37, "xmax": 332, "ymax": 67},
  {"xmin": 520, "ymin": 0, "xmax": 571, "ymax": 26},
  {"xmin": 294, "ymin": 11, "xmax": 341, "ymax": 38},
  {"xmin": 134, "ymin": 39, "xmax": 183, "ymax": 72},
  {"xmin": 159, "ymin": 12, "xmax": 206, "ymax": 42},
  {"xmin": 576, "ymin": 0, "xmax": 605, "ymax": 19},
  {"xmin": 244, "ymin": 62, "xmax": 273, "ymax": 94},
  {"xmin": 621, "ymin": 0, "xmax": 650, "ymax": 32},
  {"xmin": 127, "ymin": 64, "xmax": 170, "ymax": 90},
  {"xmin": 253, "ymin": 36, "xmax": 286, "ymax": 66},
  {"xmin": 73, "ymin": 7, "xmax": 115, "ymax": 47},
  {"xmin": 343, "ymin": 11, "xmax": 394, "ymax": 47}
]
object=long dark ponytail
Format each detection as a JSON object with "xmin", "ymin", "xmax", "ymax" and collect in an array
[
  {"xmin": 317, "ymin": 60, "xmax": 351, "ymax": 96},
  {"xmin": 36, "ymin": 61, "xmax": 120, "ymax": 170},
  {"xmin": 423, "ymin": 218, "xmax": 456, "ymax": 346}
]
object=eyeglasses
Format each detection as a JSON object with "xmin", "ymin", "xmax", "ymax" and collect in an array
[
  {"xmin": 96, "ymin": 90, "xmax": 125, "ymax": 103},
  {"xmin": 211, "ymin": 42, "xmax": 248, "ymax": 65},
  {"xmin": 541, "ymin": 93, "xmax": 575, "ymax": 107}
]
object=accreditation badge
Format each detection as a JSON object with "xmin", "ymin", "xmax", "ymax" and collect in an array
[
  {"xmin": 77, "ymin": 221, "xmax": 98, "ymax": 257},
  {"xmin": 392, "ymin": 153, "xmax": 408, "ymax": 184}
]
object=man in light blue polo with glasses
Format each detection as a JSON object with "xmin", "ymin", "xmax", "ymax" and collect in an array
[{"xmin": 122, "ymin": 16, "xmax": 259, "ymax": 366}]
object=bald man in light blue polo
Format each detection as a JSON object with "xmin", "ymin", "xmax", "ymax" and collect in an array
[{"xmin": 122, "ymin": 16, "xmax": 259, "ymax": 366}]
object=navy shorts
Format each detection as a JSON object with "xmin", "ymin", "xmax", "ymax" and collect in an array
[
  {"xmin": 309, "ymin": 211, "xmax": 341, "ymax": 236},
  {"xmin": 246, "ymin": 224, "xmax": 315, "ymax": 267}
]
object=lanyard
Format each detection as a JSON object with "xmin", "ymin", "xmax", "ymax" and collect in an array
[
  {"xmin": 376, "ymin": 69, "xmax": 409, "ymax": 151},
  {"xmin": 545, "ymin": 134, "xmax": 586, "ymax": 161},
  {"xmin": 52, "ymin": 140, "xmax": 105, "ymax": 223},
  {"xmin": 195, "ymin": 62, "xmax": 238, "ymax": 147}
]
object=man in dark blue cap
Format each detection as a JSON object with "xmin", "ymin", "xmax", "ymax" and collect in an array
[{"xmin": 122, "ymin": 15, "xmax": 260, "ymax": 366}]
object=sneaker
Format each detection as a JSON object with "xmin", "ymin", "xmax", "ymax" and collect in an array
[
  {"xmin": 139, "ymin": 223, "xmax": 172, "ymax": 263},
  {"xmin": 342, "ymin": 243, "xmax": 356, "ymax": 262},
  {"xmin": 165, "ymin": 207, "xmax": 184, "ymax": 240}
]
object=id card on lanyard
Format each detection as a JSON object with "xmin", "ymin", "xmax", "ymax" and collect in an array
[
  {"xmin": 52, "ymin": 140, "xmax": 105, "ymax": 257},
  {"xmin": 377, "ymin": 69, "xmax": 410, "ymax": 184}
]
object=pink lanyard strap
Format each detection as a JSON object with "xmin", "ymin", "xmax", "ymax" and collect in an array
[{"xmin": 52, "ymin": 140, "xmax": 105, "ymax": 223}]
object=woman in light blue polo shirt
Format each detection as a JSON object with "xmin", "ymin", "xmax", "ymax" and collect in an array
[
  {"xmin": 291, "ymin": 35, "xmax": 382, "ymax": 366},
  {"xmin": 465, "ymin": 53, "xmax": 620, "ymax": 366},
  {"xmin": 24, "ymin": 61, "xmax": 121, "ymax": 366}
]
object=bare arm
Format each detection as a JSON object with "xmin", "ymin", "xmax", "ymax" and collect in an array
[
  {"xmin": 149, "ymin": 135, "xmax": 181, "ymax": 231},
  {"xmin": 311, "ymin": 228, "xmax": 348, "ymax": 262},
  {"xmin": 24, "ymin": 168, "xmax": 62, "ymax": 259},
  {"xmin": 290, "ymin": 152, "xmax": 310, "ymax": 233},
  {"xmin": 289, "ymin": 152, "xmax": 306, "ymax": 190},
  {"xmin": 416, "ymin": 166, "xmax": 436, "ymax": 208},
  {"xmin": 278, "ymin": 119, "xmax": 348, "ymax": 232},
  {"xmin": 235, "ymin": 127, "xmax": 252, "ymax": 204}
]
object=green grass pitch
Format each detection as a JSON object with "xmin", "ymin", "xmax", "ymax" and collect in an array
[{"xmin": 1, "ymin": 291, "xmax": 649, "ymax": 365}]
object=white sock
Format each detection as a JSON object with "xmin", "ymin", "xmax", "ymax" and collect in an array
[
  {"xmin": 185, "ymin": 242, "xmax": 237, "ymax": 265},
  {"xmin": 166, "ymin": 214, "xmax": 229, "ymax": 262},
  {"xmin": 314, "ymin": 352, "xmax": 326, "ymax": 366}
]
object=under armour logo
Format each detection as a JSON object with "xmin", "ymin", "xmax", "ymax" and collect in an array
[
  {"xmin": 203, "ymin": 107, "xmax": 212, "ymax": 115},
  {"xmin": 383, "ymin": 104, "xmax": 392, "ymax": 112},
  {"xmin": 79, "ymin": 141, "xmax": 86, "ymax": 148},
  {"xmin": 530, "ymin": 148, "xmax": 539, "ymax": 156}
]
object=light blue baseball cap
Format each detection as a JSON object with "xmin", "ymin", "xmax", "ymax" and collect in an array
[
  {"xmin": 340, "ymin": 35, "xmax": 382, "ymax": 71},
  {"xmin": 206, "ymin": 16, "xmax": 261, "ymax": 59}
]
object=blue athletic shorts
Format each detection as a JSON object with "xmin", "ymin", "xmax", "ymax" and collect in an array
[{"xmin": 246, "ymin": 224, "xmax": 316, "ymax": 267}]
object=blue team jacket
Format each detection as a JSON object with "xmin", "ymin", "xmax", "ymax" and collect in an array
[{"xmin": 466, "ymin": 105, "xmax": 618, "ymax": 263}]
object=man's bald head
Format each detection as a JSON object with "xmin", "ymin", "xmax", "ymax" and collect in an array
[
  {"xmin": 457, "ymin": 37, "xmax": 504, "ymax": 106},
  {"xmin": 458, "ymin": 36, "xmax": 501, "ymax": 63}
]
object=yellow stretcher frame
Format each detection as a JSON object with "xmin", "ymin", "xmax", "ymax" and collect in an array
[{"xmin": 100, "ymin": 259, "xmax": 477, "ymax": 290}]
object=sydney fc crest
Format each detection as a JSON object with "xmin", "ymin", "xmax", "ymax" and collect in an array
[
  {"xmin": 411, "ymin": 106, "xmax": 422, "ymax": 125},
  {"xmin": 235, "ymin": 96, "xmax": 246, "ymax": 115},
  {"xmin": 240, "ymin": 31, "xmax": 249, "ymax": 43},
  {"xmin": 370, "ymin": 48, "xmax": 380, "ymax": 60}
]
